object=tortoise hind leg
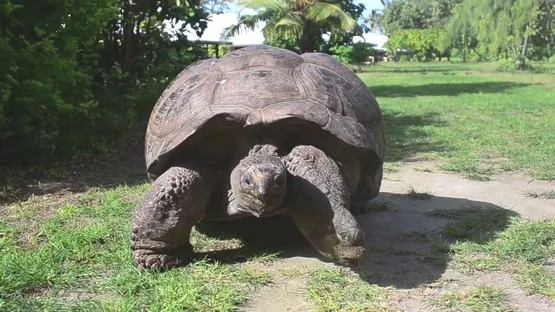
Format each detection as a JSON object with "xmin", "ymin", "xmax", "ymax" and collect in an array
[
  {"xmin": 130, "ymin": 163, "xmax": 215, "ymax": 270},
  {"xmin": 284, "ymin": 145, "xmax": 365, "ymax": 266},
  {"xmin": 351, "ymin": 160, "xmax": 383, "ymax": 214}
]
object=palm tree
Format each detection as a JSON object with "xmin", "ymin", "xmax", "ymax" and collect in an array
[
  {"xmin": 221, "ymin": 0, "xmax": 357, "ymax": 53},
  {"xmin": 364, "ymin": 0, "xmax": 390, "ymax": 33}
]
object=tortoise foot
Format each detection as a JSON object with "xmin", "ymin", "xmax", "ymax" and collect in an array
[
  {"xmin": 351, "ymin": 200, "xmax": 370, "ymax": 215},
  {"xmin": 334, "ymin": 243, "xmax": 366, "ymax": 267},
  {"xmin": 132, "ymin": 245, "xmax": 193, "ymax": 270}
]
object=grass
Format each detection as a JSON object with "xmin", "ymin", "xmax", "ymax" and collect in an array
[
  {"xmin": 0, "ymin": 185, "xmax": 271, "ymax": 311},
  {"xmin": 427, "ymin": 206, "xmax": 555, "ymax": 298},
  {"xmin": 305, "ymin": 268, "xmax": 393, "ymax": 312},
  {"xmin": 405, "ymin": 186, "xmax": 433, "ymax": 200},
  {"xmin": 367, "ymin": 200, "xmax": 395, "ymax": 211},
  {"xmin": 523, "ymin": 190, "xmax": 555, "ymax": 200},
  {"xmin": 430, "ymin": 285, "xmax": 517, "ymax": 312},
  {"xmin": 360, "ymin": 62, "xmax": 555, "ymax": 180}
]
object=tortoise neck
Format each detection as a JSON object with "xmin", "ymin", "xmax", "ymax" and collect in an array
[
  {"xmin": 247, "ymin": 144, "xmax": 279, "ymax": 157},
  {"xmin": 234, "ymin": 129, "xmax": 283, "ymax": 159}
]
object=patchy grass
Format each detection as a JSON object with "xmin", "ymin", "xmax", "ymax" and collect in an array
[
  {"xmin": 426, "ymin": 205, "xmax": 513, "ymax": 242},
  {"xmin": 523, "ymin": 190, "xmax": 555, "ymax": 200},
  {"xmin": 306, "ymin": 268, "xmax": 393, "ymax": 312},
  {"xmin": 0, "ymin": 185, "xmax": 271, "ymax": 311},
  {"xmin": 367, "ymin": 200, "xmax": 395, "ymax": 211},
  {"xmin": 383, "ymin": 162, "xmax": 402, "ymax": 173},
  {"xmin": 430, "ymin": 285, "xmax": 517, "ymax": 312},
  {"xmin": 428, "ymin": 206, "xmax": 555, "ymax": 298},
  {"xmin": 405, "ymin": 186, "xmax": 433, "ymax": 200},
  {"xmin": 361, "ymin": 63, "xmax": 555, "ymax": 180}
]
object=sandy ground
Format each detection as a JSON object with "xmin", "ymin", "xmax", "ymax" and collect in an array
[{"xmin": 241, "ymin": 162, "xmax": 555, "ymax": 312}]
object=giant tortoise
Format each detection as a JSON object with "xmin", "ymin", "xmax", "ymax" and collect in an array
[{"xmin": 130, "ymin": 45, "xmax": 385, "ymax": 270}]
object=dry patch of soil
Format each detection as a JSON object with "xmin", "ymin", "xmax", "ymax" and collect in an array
[{"xmin": 241, "ymin": 162, "xmax": 555, "ymax": 312}]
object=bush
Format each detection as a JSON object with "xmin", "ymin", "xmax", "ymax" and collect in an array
[
  {"xmin": 329, "ymin": 43, "xmax": 374, "ymax": 66},
  {"xmin": 207, "ymin": 45, "xmax": 229, "ymax": 58},
  {"xmin": 329, "ymin": 45, "xmax": 354, "ymax": 64},
  {"xmin": 496, "ymin": 58, "xmax": 516, "ymax": 72},
  {"xmin": 549, "ymin": 55, "xmax": 555, "ymax": 64},
  {"xmin": 0, "ymin": 0, "xmax": 207, "ymax": 166}
]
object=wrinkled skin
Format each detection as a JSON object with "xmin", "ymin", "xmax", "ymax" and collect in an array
[
  {"xmin": 228, "ymin": 150, "xmax": 287, "ymax": 217},
  {"xmin": 130, "ymin": 143, "xmax": 366, "ymax": 270}
]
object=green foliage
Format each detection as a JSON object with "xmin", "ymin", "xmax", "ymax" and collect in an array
[
  {"xmin": 351, "ymin": 42, "xmax": 375, "ymax": 64},
  {"xmin": 321, "ymin": 0, "xmax": 369, "ymax": 51},
  {"xmin": 377, "ymin": 0, "xmax": 462, "ymax": 36},
  {"xmin": 329, "ymin": 43, "xmax": 375, "ymax": 68},
  {"xmin": 496, "ymin": 58, "xmax": 518, "ymax": 72},
  {"xmin": 380, "ymin": 0, "xmax": 555, "ymax": 64},
  {"xmin": 0, "ymin": 0, "xmax": 208, "ymax": 165},
  {"xmin": 224, "ymin": 0, "xmax": 358, "ymax": 53},
  {"xmin": 329, "ymin": 45, "xmax": 354, "ymax": 63},
  {"xmin": 441, "ymin": 0, "xmax": 479, "ymax": 62},
  {"xmin": 206, "ymin": 44, "xmax": 230, "ymax": 58},
  {"xmin": 386, "ymin": 28, "xmax": 446, "ymax": 61},
  {"xmin": 263, "ymin": 36, "xmax": 299, "ymax": 52},
  {"xmin": 441, "ymin": 0, "xmax": 555, "ymax": 65}
]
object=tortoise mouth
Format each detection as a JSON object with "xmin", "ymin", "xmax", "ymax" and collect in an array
[{"xmin": 238, "ymin": 193, "xmax": 285, "ymax": 217}]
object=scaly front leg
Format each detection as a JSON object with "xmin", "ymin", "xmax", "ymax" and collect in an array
[
  {"xmin": 130, "ymin": 162, "xmax": 215, "ymax": 270},
  {"xmin": 284, "ymin": 145, "xmax": 366, "ymax": 266}
]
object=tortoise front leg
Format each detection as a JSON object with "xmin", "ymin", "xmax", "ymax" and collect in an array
[
  {"xmin": 130, "ymin": 162, "xmax": 215, "ymax": 270},
  {"xmin": 284, "ymin": 145, "xmax": 366, "ymax": 266}
]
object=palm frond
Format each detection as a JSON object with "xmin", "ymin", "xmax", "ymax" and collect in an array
[
  {"xmin": 306, "ymin": 3, "xmax": 356, "ymax": 31},
  {"xmin": 267, "ymin": 14, "xmax": 303, "ymax": 40},
  {"xmin": 237, "ymin": 0, "xmax": 288, "ymax": 11},
  {"xmin": 220, "ymin": 14, "xmax": 264, "ymax": 40}
]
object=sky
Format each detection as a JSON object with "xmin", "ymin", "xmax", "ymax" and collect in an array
[{"xmin": 173, "ymin": 0, "xmax": 388, "ymax": 48}]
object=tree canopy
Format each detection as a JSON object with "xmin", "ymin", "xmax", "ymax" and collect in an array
[
  {"xmin": 223, "ymin": 0, "xmax": 358, "ymax": 53},
  {"xmin": 377, "ymin": 0, "xmax": 555, "ymax": 64},
  {"xmin": 0, "ymin": 0, "xmax": 208, "ymax": 165}
]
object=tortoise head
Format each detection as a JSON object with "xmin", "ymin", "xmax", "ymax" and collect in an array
[{"xmin": 230, "ymin": 151, "xmax": 287, "ymax": 217}]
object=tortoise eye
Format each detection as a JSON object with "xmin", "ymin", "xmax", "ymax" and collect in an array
[
  {"xmin": 274, "ymin": 175, "xmax": 284, "ymax": 188},
  {"xmin": 242, "ymin": 175, "xmax": 252, "ymax": 186}
]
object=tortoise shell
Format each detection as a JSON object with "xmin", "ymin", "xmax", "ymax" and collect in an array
[{"xmin": 145, "ymin": 45, "xmax": 384, "ymax": 190}]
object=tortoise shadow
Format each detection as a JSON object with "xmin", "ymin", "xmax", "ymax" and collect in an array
[
  {"xmin": 371, "ymin": 81, "xmax": 532, "ymax": 98},
  {"xmin": 193, "ymin": 191, "xmax": 519, "ymax": 289}
]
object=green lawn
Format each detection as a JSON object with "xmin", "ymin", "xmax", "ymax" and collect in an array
[
  {"xmin": 0, "ymin": 185, "xmax": 272, "ymax": 311},
  {"xmin": 361, "ymin": 62, "xmax": 555, "ymax": 180}
]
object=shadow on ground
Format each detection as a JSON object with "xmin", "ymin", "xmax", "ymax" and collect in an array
[
  {"xmin": 0, "ymin": 129, "xmax": 149, "ymax": 206},
  {"xmin": 371, "ymin": 81, "xmax": 532, "ymax": 98},
  {"xmin": 194, "ymin": 192, "xmax": 519, "ymax": 289},
  {"xmin": 357, "ymin": 192, "xmax": 518, "ymax": 288},
  {"xmin": 381, "ymin": 110, "xmax": 449, "ymax": 163},
  {"xmin": 362, "ymin": 67, "xmax": 475, "ymax": 74}
]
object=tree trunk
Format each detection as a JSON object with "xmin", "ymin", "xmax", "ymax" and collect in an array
[
  {"xmin": 298, "ymin": 18, "xmax": 311, "ymax": 54},
  {"xmin": 122, "ymin": 0, "xmax": 135, "ymax": 87},
  {"xmin": 472, "ymin": 48, "xmax": 485, "ymax": 61},
  {"xmin": 518, "ymin": 24, "xmax": 530, "ymax": 70}
]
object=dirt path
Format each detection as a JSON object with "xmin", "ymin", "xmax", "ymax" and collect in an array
[{"xmin": 241, "ymin": 163, "xmax": 555, "ymax": 312}]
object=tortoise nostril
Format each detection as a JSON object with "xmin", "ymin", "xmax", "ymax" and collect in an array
[{"xmin": 257, "ymin": 187, "xmax": 266, "ymax": 196}]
